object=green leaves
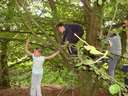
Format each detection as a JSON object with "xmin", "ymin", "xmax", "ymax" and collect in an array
[
  {"xmin": 102, "ymin": 63, "xmax": 108, "ymax": 69},
  {"xmin": 109, "ymin": 84, "xmax": 121, "ymax": 95},
  {"xmin": 84, "ymin": 44, "xmax": 109, "ymax": 56},
  {"xmin": 90, "ymin": 49, "xmax": 103, "ymax": 55},
  {"xmin": 91, "ymin": 0, "xmax": 128, "ymax": 6},
  {"xmin": 116, "ymin": 0, "xmax": 128, "ymax": 5},
  {"xmin": 98, "ymin": 0, "xmax": 103, "ymax": 5},
  {"xmin": 75, "ymin": 63, "xmax": 83, "ymax": 67},
  {"xmin": 91, "ymin": 0, "xmax": 97, "ymax": 3},
  {"xmin": 84, "ymin": 45, "xmax": 94, "ymax": 51},
  {"xmin": 84, "ymin": 45, "xmax": 103, "ymax": 55},
  {"xmin": 106, "ymin": 0, "xmax": 110, "ymax": 3},
  {"xmin": 75, "ymin": 59, "xmax": 95, "ymax": 67}
]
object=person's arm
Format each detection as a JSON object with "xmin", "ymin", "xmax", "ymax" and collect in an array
[
  {"xmin": 63, "ymin": 26, "xmax": 73, "ymax": 43},
  {"xmin": 108, "ymin": 40, "xmax": 112, "ymax": 47},
  {"xmin": 25, "ymin": 39, "xmax": 33, "ymax": 56},
  {"xmin": 45, "ymin": 50, "xmax": 60, "ymax": 60}
]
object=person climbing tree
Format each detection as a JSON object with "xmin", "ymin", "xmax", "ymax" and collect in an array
[
  {"xmin": 56, "ymin": 23, "xmax": 84, "ymax": 55},
  {"xmin": 25, "ymin": 38, "xmax": 60, "ymax": 96},
  {"xmin": 107, "ymin": 33, "xmax": 122, "ymax": 79}
]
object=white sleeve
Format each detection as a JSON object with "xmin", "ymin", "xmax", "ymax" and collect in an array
[
  {"xmin": 40, "ymin": 56, "xmax": 45, "ymax": 60},
  {"xmin": 32, "ymin": 54, "xmax": 35, "ymax": 59}
]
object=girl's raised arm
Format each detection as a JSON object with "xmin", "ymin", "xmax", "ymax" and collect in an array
[
  {"xmin": 25, "ymin": 39, "xmax": 33, "ymax": 56},
  {"xmin": 45, "ymin": 50, "xmax": 60, "ymax": 60}
]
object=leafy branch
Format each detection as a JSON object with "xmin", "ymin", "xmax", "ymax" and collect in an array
[{"xmin": 74, "ymin": 34, "xmax": 126, "ymax": 90}]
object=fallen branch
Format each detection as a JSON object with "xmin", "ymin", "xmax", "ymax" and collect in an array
[{"xmin": 75, "ymin": 33, "xmax": 126, "ymax": 89}]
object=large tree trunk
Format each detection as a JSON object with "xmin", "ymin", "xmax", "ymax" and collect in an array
[
  {"xmin": 120, "ymin": 19, "xmax": 128, "ymax": 55},
  {"xmin": 0, "ymin": 40, "xmax": 10, "ymax": 88},
  {"xmin": 78, "ymin": 1, "xmax": 104, "ymax": 96},
  {"xmin": 81, "ymin": 0, "xmax": 103, "ymax": 48},
  {"xmin": 120, "ymin": 31, "xmax": 127, "ymax": 55},
  {"xmin": 78, "ymin": 71, "xmax": 95, "ymax": 96},
  {"xmin": 78, "ymin": 70, "xmax": 105, "ymax": 96},
  {"xmin": 85, "ymin": 13, "xmax": 102, "ymax": 48}
]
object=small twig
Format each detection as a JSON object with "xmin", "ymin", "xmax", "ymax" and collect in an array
[{"xmin": 107, "ymin": 1, "xmax": 119, "ymax": 37}]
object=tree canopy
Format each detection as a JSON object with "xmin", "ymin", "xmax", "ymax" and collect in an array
[{"xmin": 0, "ymin": 0, "xmax": 128, "ymax": 96}]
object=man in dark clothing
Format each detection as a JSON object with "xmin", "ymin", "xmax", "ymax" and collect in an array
[{"xmin": 56, "ymin": 23, "xmax": 84, "ymax": 55}]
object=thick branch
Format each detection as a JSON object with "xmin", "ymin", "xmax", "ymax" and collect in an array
[
  {"xmin": 0, "ymin": 30, "xmax": 44, "ymax": 35},
  {"xmin": 81, "ymin": 0, "xmax": 92, "ymax": 14},
  {"xmin": 0, "ymin": 37, "xmax": 52, "ymax": 48},
  {"xmin": 9, "ymin": 57, "xmax": 31, "ymax": 68}
]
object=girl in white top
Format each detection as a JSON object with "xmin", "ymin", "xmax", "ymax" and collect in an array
[{"xmin": 25, "ymin": 39, "xmax": 60, "ymax": 96}]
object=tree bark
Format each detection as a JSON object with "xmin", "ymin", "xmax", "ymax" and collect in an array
[
  {"xmin": 0, "ymin": 40, "xmax": 10, "ymax": 88},
  {"xmin": 81, "ymin": 0, "xmax": 103, "ymax": 48},
  {"xmin": 78, "ymin": 1, "xmax": 104, "ymax": 96},
  {"xmin": 120, "ymin": 31, "xmax": 127, "ymax": 55},
  {"xmin": 120, "ymin": 19, "xmax": 128, "ymax": 55},
  {"xmin": 78, "ymin": 71, "xmax": 95, "ymax": 96},
  {"xmin": 85, "ymin": 13, "xmax": 102, "ymax": 48}
]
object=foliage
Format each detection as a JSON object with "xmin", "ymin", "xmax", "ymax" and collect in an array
[{"xmin": 0, "ymin": 0, "xmax": 128, "ymax": 95}]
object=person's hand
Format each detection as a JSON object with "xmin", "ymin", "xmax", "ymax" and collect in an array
[
  {"xmin": 64, "ymin": 41, "xmax": 69, "ymax": 47},
  {"xmin": 58, "ymin": 43, "xmax": 67, "ymax": 51},
  {"xmin": 58, "ymin": 45, "xmax": 64, "ymax": 51}
]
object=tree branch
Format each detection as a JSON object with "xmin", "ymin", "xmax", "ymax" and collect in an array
[
  {"xmin": 0, "ymin": 30, "xmax": 44, "ymax": 35},
  {"xmin": 80, "ymin": 0, "xmax": 93, "ymax": 13},
  {"xmin": 0, "ymin": 37, "xmax": 52, "ymax": 48},
  {"xmin": 9, "ymin": 57, "xmax": 31, "ymax": 68}
]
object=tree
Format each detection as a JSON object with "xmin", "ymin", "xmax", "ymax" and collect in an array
[
  {"xmin": 0, "ymin": 0, "xmax": 127, "ymax": 96},
  {"xmin": 0, "ymin": 40, "xmax": 10, "ymax": 88},
  {"xmin": 81, "ymin": 0, "xmax": 104, "ymax": 48}
]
